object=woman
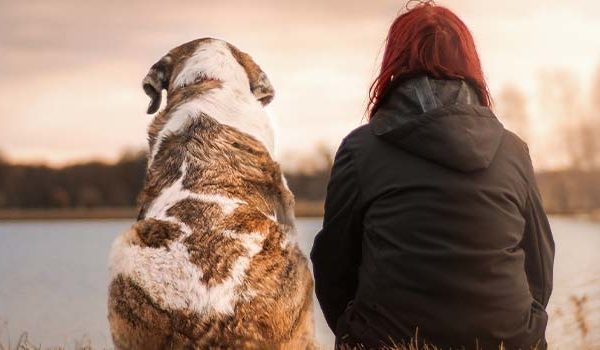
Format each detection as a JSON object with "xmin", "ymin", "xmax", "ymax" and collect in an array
[{"xmin": 310, "ymin": 3, "xmax": 554, "ymax": 350}]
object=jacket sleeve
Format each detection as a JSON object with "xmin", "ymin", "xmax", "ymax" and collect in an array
[
  {"xmin": 310, "ymin": 137, "xmax": 364, "ymax": 332},
  {"xmin": 519, "ymin": 150, "xmax": 555, "ymax": 308}
]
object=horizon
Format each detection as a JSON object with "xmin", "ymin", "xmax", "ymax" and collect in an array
[{"xmin": 1, "ymin": 0, "xmax": 600, "ymax": 170}]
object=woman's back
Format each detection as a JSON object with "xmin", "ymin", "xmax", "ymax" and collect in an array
[{"xmin": 327, "ymin": 76, "xmax": 551, "ymax": 349}]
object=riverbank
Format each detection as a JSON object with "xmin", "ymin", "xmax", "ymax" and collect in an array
[
  {"xmin": 3, "ymin": 204, "xmax": 600, "ymax": 222},
  {"xmin": 0, "ymin": 201, "xmax": 325, "ymax": 221},
  {"xmin": 573, "ymin": 209, "xmax": 600, "ymax": 222},
  {"xmin": 548, "ymin": 209, "xmax": 600, "ymax": 223}
]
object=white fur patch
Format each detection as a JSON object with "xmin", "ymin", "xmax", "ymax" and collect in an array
[
  {"xmin": 148, "ymin": 40, "xmax": 275, "ymax": 166},
  {"xmin": 109, "ymin": 160, "xmax": 267, "ymax": 315},
  {"xmin": 172, "ymin": 40, "xmax": 250, "ymax": 91},
  {"xmin": 109, "ymin": 234, "xmax": 264, "ymax": 315},
  {"xmin": 144, "ymin": 161, "xmax": 242, "ymax": 231}
]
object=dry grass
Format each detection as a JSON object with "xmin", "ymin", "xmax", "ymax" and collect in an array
[
  {"xmin": 335, "ymin": 344, "xmax": 539, "ymax": 350},
  {"xmin": 0, "ymin": 332, "xmax": 98, "ymax": 350},
  {"xmin": 2, "ymin": 332, "xmax": 541, "ymax": 350},
  {"xmin": 333, "ymin": 334, "xmax": 542, "ymax": 350}
]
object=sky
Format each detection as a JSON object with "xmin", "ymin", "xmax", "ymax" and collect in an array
[{"xmin": 1, "ymin": 0, "xmax": 599, "ymax": 169}]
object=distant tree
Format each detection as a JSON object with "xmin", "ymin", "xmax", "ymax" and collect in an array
[
  {"xmin": 582, "ymin": 120, "xmax": 600, "ymax": 170},
  {"xmin": 0, "ymin": 152, "xmax": 6, "ymax": 207},
  {"xmin": 118, "ymin": 148, "xmax": 148, "ymax": 163},
  {"xmin": 592, "ymin": 63, "xmax": 600, "ymax": 115},
  {"xmin": 586, "ymin": 63, "xmax": 600, "ymax": 170},
  {"xmin": 562, "ymin": 64, "xmax": 600, "ymax": 171},
  {"xmin": 50, "ymin": 187, "xmax": 71, "ymax": 207},
  {"xmin": 497, "ymin": 84, "xmax": 530, "ymax": 142},
  {"xmin": 538, "ymin": 70, "xmax": 592, "ymax": 170},
  {"xmin": 283, "ymin": 144, "xmax": 334, "ymax": 202},
  {"xmin": 76, "ymin": 186, "xmax": 103, "ymax": 207},
  {"xmin": 314, "ymin": 143, "xmax": 334, "ymax": 172}
]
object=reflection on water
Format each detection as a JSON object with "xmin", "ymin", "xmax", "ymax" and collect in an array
[
  {"xmin": 544, "ymin": 218, "xmax": 600, "ymax": 349},
  {"xmin": 0, "ymin": 217, "xmax": 598, "ymax": 349}
]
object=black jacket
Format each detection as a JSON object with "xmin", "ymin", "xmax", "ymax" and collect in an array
[{"xmin": 311, "ymin": 76, "xmax": 554, "ymax": 350}]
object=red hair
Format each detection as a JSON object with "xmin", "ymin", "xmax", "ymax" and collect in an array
[{"xmin": 367, "ymin": 2, "xmax": 491, "ymax": 118}]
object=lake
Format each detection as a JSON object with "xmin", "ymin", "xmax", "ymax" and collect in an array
[{"xmin": 0, "ymin": 217, "xmax": 598, "ymax": 349}]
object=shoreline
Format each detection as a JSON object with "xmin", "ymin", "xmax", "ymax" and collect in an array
[
  {"xmin": 0, "ymin": 201, "xmax": 325, "ymax": 221},
  {"xmin": 1, "ymin": 205, "xmax": 598, "ymax": 222}
]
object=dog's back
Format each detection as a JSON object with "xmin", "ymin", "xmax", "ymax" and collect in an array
[{"xmin": 107, "ymin": 38, "xmax": 314, "ymax": 349}]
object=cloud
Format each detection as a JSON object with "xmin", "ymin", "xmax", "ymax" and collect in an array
[{"xmin": 1, "ymin": 0, "xmax": 599, "ymax": 167}]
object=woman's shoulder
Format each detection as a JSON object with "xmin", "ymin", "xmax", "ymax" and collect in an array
[
  {"xmin": 339, "ymin": 124, "xmax": 374, "ymax": 151},
  {"xmin": 495, "ymin": 128, "xmax": 539, "ymax": 187},
  {"xmin": 499, "ymin": 128, "xmax": 534, "ymax": 169},
  {"xmin": 334, "ymin": 125, "xmax": 379, "ymax": 166},
  {"xmin": 501, "ymin": 129, "xmax": 529, "ymax": 153},
  {"xmin": 345, "ymin": 123, "xmax": 371, "ymax": 141}
]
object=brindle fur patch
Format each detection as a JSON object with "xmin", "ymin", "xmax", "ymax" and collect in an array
[
  {"xmin": 133, "ymin": 219, "xmax": 181, "ymax": 248},
  {"xmin": 166, "ymin": 198, "xmax": 223, "ymax": 233},
  {"xmin": 184, "ymin": 230, "xmax": 247, "ymax": 286}
]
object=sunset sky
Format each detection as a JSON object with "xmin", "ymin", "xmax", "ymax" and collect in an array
[{"xmin": 1, "ymin": 0, "xmax": 599, "ymax": 169}]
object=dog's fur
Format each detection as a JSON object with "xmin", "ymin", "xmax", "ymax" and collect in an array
[{"xmin": 107, "ymin": 38, "xmax": 314, "ymax": 349}]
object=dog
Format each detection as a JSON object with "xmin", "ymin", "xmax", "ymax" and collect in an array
[{"xmin": 107, "ymin": 38, "xmax": 314, "ymax": 350}]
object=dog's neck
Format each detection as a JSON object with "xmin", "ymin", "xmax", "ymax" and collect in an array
[
  {"xmin": 148, "ymin": 80, "xmax": 275, "ymax": 166},
  {"xmin": 139, "ymin": 81, "xmax": 290, "ymax": 224}
]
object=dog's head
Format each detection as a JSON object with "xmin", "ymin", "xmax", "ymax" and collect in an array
[{"xmin": 142, "ymin": 38, "xmax": 275, "ymax": 114}]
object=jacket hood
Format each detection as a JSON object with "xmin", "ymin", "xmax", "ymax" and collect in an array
[{"xmin": 370, "ymin": 76, "xmax": 504, "ymax": 172}]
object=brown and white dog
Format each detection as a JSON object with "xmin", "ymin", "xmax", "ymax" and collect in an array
[{"xmin": 107, "ymin": 38, "xmax": 314, "ymax": 350}]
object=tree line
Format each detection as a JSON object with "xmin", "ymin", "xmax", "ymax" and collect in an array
[
  {"xmin": 0, "ymin": 148, "xmax": 598, "ymax": 216},
  {"xmin": 0, "ymin": 150, "xmax": 331, "ymax": 210}
]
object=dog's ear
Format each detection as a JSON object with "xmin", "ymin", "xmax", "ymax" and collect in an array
[
  {"xmin": 251, "ymin": 71, "xmax": 275, "ymax": 106},
  {"xmin": 228, "ymin": 44, "xmax": 275, "ymax": 106},
  {"xmin": 142, "ymin": 56, "xmax": 173, "ymax": 114}
]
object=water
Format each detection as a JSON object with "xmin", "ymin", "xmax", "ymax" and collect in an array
[{"xmin": 0, "ymin": 217, "xmax": 598, "ymax": 349}]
